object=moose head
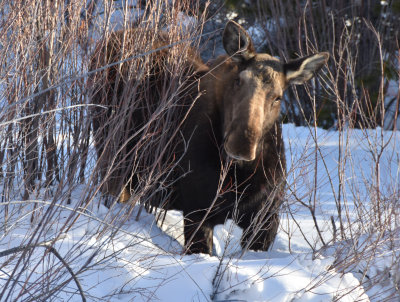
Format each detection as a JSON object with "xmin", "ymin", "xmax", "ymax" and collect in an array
[{"xmin": 221, "ymin": 21, "xmax": 329, "ymax": 161}]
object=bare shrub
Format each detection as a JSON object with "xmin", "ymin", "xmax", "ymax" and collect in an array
[
  {"xmin": 0, "ymin": 0, "xmax": 208, "ymax": 300},
  {"xmin": 270, "ymin": 3, "xmax": 400, "ymax": 300},
  {"xmin": 256, "ymin": 0, "xmax": 399, "ymax": 129}
]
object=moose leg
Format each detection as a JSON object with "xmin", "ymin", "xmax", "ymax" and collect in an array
[
  {"xmin": 238, "ymin": 210, "xmax": 280, "ymax": 251},
  {"xmin": 183, "ymin": 214, "xmax": 213, "ymax": 255}
]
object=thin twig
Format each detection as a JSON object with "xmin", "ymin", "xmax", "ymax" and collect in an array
[{"xmin": 0, "ymin": 236, "xmax": 86, "ymax": 302}]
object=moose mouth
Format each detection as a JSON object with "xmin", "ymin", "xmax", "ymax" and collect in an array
[{"xmin": 224, "ymin": 133, "xmax": 258, "ymax": 162}]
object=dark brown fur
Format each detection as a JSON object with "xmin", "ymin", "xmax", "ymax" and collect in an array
[{"xmin": 90, "ymin": 21, "xmax": 329, "ymax": 255}]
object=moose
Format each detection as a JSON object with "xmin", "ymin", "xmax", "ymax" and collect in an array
[{"xmin": 90, "ymin": 20, "xmax": 329, "ymax": 255}]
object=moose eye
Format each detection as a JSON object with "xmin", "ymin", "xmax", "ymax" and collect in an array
[{"xmin": 274, "ymin": 96, "xmax": 282, "ymax": 104}]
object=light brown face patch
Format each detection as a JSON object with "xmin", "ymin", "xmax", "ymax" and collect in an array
[{"xmin": 222, "ymin": 55, "xmax": 286, "ymax": 161}]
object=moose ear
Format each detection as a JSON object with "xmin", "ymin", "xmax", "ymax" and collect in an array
[
  {"xmin": 223, "ymin": 20, "xmax": 255, "ymax": 62},
  {"xmin": 284, "ymin": 52, "xmax": 329, "ymax": 85}
]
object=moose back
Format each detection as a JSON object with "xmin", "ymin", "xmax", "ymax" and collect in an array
[{"xmin": 90, "ymin": 21, "xmax": 329, "ymax": 255}]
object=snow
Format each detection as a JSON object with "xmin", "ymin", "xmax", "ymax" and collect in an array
[{"xmin": 1, "ymin": 124, "xmax": 399, "ymax": 301}]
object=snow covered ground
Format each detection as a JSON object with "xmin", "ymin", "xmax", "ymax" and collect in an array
[{"xmin": 1, "ymin": 124, "xmax": 399, "ymax": 301}]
